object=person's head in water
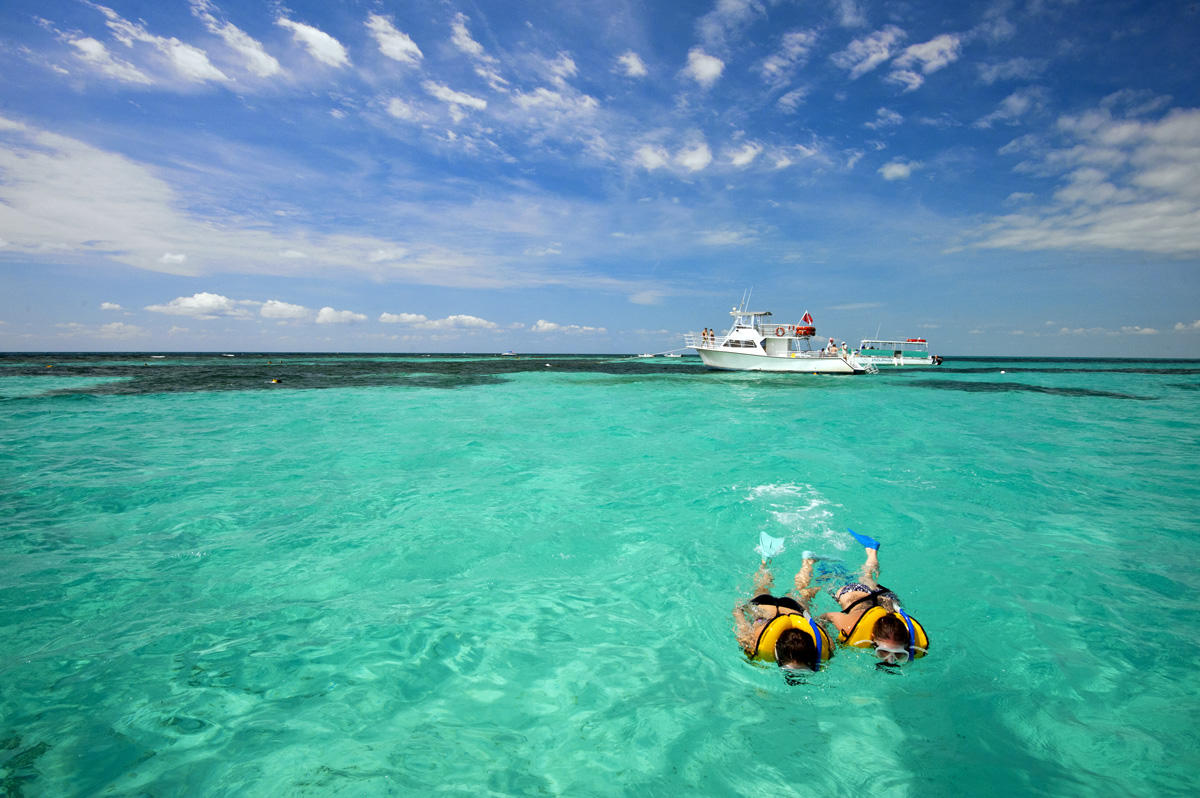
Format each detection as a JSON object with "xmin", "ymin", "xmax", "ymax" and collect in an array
[
  {"xmin": 871, "ymin": 614, "xmax": 912, "ymax": 664},
  {"xmin": 775, "ymin": 627, "xmax": 819, "ymax": 672}
]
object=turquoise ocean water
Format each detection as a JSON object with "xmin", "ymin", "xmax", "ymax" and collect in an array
[{"xmin": 2, "ymin": 353, "xmax": 1198, "ymax": 796}]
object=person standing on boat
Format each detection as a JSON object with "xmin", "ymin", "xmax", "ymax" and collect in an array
[
  {"xmin": 733, "ymin": 551, "xmax": 834, "ymax": 675},
  {"xmin": 809, "ymin": 531, "xmax": 929, "ymax": 666}
]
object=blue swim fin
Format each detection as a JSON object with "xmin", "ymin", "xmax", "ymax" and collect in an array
[
  {"xmin": 756, "ymin": 532, "xmax": 786, "ymax": 560},
  {"xmin": 847, "ymin": 528, "xmax": 880, "ymax": 550}
]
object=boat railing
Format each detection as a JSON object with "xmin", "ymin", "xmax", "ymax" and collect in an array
[{"xmin": 684, "ymin": 332, "xmax": 727, "ymax": 348}]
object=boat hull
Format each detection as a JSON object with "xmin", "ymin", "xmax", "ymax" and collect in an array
[
  {"xmin": 696, "ymin": 347, "xmax": 865, "ymax": 373},
  {"xmin": 858, "ymin": 355, "xmax": 933, "ymax": 367}
]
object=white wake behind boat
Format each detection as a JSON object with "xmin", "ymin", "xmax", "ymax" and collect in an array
[{"xmin": 684, "ymin": 301, "xmax": 873, "ymax": 374}]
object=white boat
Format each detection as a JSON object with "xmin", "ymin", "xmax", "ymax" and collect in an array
[
  {"xmin": 685, "ymin": 302, "xmax": 873, "ymax": 374},
  {"xmin": 857, "ymin": 338, "xmax": 941, "ymax": 366}
]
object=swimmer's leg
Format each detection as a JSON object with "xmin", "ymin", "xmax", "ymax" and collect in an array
[
  {"xmin": 793, "ymin": 557, "xmax": 820, "ymax": 604},
  {"xmin": 848, "ymin": 529, "xmax": 882, "ymax": 582},
  {"xmin": 858, "ymin": 546, "xmax": 881, "ymax": 583},
  {"xmin": 752, "ymin": 561, "xmax": 774, "ymax": 595}
]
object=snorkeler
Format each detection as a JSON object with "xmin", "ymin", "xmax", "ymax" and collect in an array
[
  {"xmin": 814, "ymin": 530, "xmax": 929, "ymax": 665},
  {"xmin": 732, "ymin": 548, "xmax": 834, "ymax": 674}
]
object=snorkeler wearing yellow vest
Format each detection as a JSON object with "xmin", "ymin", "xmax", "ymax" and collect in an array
[
  {"xmin": 816, "ymin": 530, "xmax": 929, "ymax": 665},
  {"xmin": 732, "ymin": 535, "xmax": 835, "ymax": 674}
]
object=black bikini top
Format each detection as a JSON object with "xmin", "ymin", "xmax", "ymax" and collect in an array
[{"xmin": 841, "ymin": 585, "xmax": 895, "ymax": 615}]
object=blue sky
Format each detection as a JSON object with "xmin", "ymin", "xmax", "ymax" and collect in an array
[{"xmin": 1, "ymin": 0, "xmax": 1198, "ymax": 355}]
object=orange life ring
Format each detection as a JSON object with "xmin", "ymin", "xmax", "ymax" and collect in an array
[{"xmin": 775, "ymin": 327, "xmax": 785, "ymax": 336}]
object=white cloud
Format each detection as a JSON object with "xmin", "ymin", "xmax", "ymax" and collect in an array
[
  {"xmin": 386, "ymin": 98, "xmax": 419, "ymax": 121},
  {"xmin": 978, "ymin": 57, "xmax": 1047, "ymax": 85},
  {"xmin": 100, "ymin": 302, "xmax": 122, "ymax": 310},
  {"xmin": 69, "ymin": 37, "xmax": 153, "ymax": 84},
  {"xmin": 701, "ymin": 229, "xmax": 755, "ymax": 245},
  {"xmin": 423, "ymin": 81, "xmax": 487, "ymax": 112},
  {"xmin": 967, "ymin": 106, "xmax": 1200, "ymax": 256},
  {"xmin": 145, "ymin": 292, "xmax": 255, "ymax": 319},
  {"xmin": 446, "ymin": 12, "xmax": 507, "ymax": 91},
  {"xmin": 190, "ymin": 0, "xmax": 281, "ymax": 78},
  {"xmin": 865, "ymin": 107, "xmax": 903, "ymax": 129},
  {"xmin": 777, "ymin": 87, "xmax": 808, "ymax": 113},
  {"xmin": 450, "ymin": 12, "xmax": 488, "ymax": 60},
  {"xmin": 547, "ymin": 52, "xmax": 577, "ymax": 86},
  {"xmin": 1174, "ymin": 320, "xmax": 1200, "ymax": 331},
  {"xmin": 276, "ymin": 17, "xmax": 349, "ymax": 68},
  {"xmin": 879, "ymin": 159, "xmax": 922, "ymax": 180},
  {"xmin": 676, "ymin": 140, "xmax": 713, "ymax": 172},
  {"xmin": 379, "ymin": 312, "xmax": 428, "ymax": 324},
  {"xmin": 761, "ymin": 30, "xmax": 818, "ymax": 81},
  {"xmin": 378, "ymin": 312, "xmax": 498, "ymax": 330},
  {"xmin": 97, "ymin": 321, "xmax": 146, "ymax": 339},
  {"xmin": 368, "ymin": 247, "xmax": 408, "ymax": 262},
  {"xmin": 512, "ymin": 88, "xmax": 598, "ymax": 115},
  {"xmin": 0, "ymin": 118, "xmax": 663, "ymax": 298},
  {"xmin": 831, "ymin": 25, "xmax": 905, "ymax": 79},
  {"xmin": 315, "ymin": 306, "xmax": 366, "ymax": 324},
  {"xmin": 91, "ymin": 4, "xmax": 229, "ymax": 83},
  {"xmin": 886, "ymin": 70, "xmax": 923, "ymax": 92},
  {"xmin": 1121, "ymin": 326, "xmax": 1158, "ymax": 335},
  {"xmin": 617, "ymin": 51, "xmax": 647, "ymax": 78},
  {"xmin": 684, "ymin": 48, "xmax": 725, "ymax": 88},
  {"xmin": 728, "ymin": 142, "xmax": 762, "ymax": 167},
  {"xmin": 633, "ymin": 145, "xmax": 670, "ymax": 170},
  {"xmin": 696, "ymin": 0, "xmax": 765, "ymax": 49},
  {"xmin": 974, "ymin": 87, "xmax": 1049, "ymax": 128},
  {"xmin": 833, "ymin": 0, "xmax": 867, "ymax": 27},
  {"xmin": 531, "ymin": 319, "xmax": 606, "ymax": 334},
  {"xmin": 889, "ymin": 34, "xmax": 962, "ymax": 92},
  {"xmin": 366, "ymin": 14, "xmax": 423, "ymax": 65},
  {"xmin": 159, "ymin": 252, "xmax": 187, "ymax": 264},
  {"xmin": 260, "ymin": 300, "xmax": 310, "ymax": 320},
  {"xmin": 630, "ymin": 291, "xmax": 664, "ymax": 305},
  {"xmin": 420, "ymin": 314, "xmax": 498, "ymax": 330},
  {"xmin": 1102, "ymin": 89, "xmax": 1173, "ymax": 118},
  {"xmin": 974, "ymin": 4, "xmax": 1016, "ymax": 43}
]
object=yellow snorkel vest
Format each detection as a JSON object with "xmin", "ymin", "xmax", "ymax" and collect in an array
[
  {"xmin": 840, "ymin": 606, "xmax": 929, "ymax": 658},
  {"xmin": 752, "ymin": 613, "xmax": 835, "ymax": 666}
]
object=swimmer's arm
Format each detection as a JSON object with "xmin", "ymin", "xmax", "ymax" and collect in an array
[
  {"xmin": 732, "ymin": 603, "xmax": 756, "ymax": 652},
  {"xmin": 820, "ymin": 611, "xmax": 852, "ymax": 637}
]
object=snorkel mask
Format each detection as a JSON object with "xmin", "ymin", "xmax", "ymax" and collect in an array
[{"xmin": 872, "ymin": 641, "xmax": 913, "ymax": 665}]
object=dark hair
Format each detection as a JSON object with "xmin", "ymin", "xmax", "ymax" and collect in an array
[
  {"xmin": 775, "ymin": 628, "xmax": 818, "ymax": 672},
  {"xmin": 873, "ymin": 614, "xmax": 911, "ymax": 647}
]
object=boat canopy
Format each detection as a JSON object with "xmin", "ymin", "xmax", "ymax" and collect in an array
[{"xmin": 861, "ymin": 338, "xmax": 929, "ymax": 349}]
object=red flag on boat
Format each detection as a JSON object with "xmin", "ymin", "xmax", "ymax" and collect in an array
[{"xmin": 801, "ymin": 311, "xmax": 813, "ymax": 324}]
